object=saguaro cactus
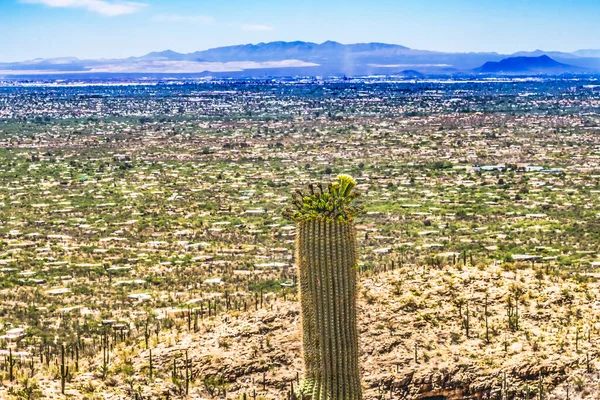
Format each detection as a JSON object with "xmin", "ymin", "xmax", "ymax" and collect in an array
[{"xmin": 284, "ymin": 175, "xmax": 364, "ymax": 400}]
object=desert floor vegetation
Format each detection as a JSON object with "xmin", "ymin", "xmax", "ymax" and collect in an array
[{"xmin": 0, "ymin": 78, "xmax": 599, "ymax": 398}]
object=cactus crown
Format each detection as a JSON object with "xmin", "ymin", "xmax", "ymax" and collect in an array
[{"xmin": 284, "ymin": 174, "xmax": 364, "ymax": 222}]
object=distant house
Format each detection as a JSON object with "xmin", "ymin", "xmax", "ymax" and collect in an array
[
  {"xmin": 113, "ymin": 154, "xmax": 131, "ymax": 162},
  {"xmin": 0, "ymin": 328, "xmax": 26, "ymax": 341},
  {"xmin": 526, "ymin": 213, "xmax": 548, "ymax": 218},
  {"xmin": 525, "ymin": 165, "xmax": 544, "ymax": 172},
  {"xmin": 128, "ymin": 293, "xmax": 152, "ymax": 302},
  {"xmin": 472, "ymin": 164, "xmax": 505, "ymax": 172},
  {"xmin": 512, "ymin": 254, "xmax": 542, "ymax": 261},
  {"xmin": 45, "ymin": 288, "xmax": 71, "ymax": 295}
]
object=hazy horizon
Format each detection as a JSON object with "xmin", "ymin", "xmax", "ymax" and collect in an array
[
  {"xmin": 4, "ymin": 40, "xmax": 599, "ymax": 63},
  {"xmin": 1, "ymin": 0, "xmax": 600, "ymax": 62}
]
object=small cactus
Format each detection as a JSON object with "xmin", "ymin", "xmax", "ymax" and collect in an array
[
  {"xmin": 149, "ymin": 349, "xmax": 153, "ymax": 379},
  {"xmin": 8, "ymin": 348, "xmax": 16, "ymax": 382},
  {"xmin": 60, "ymin": 344, "xmax": 67, "ymax": 394}
]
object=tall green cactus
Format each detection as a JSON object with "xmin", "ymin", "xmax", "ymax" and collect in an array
[{"xmin": 285, "ymin": 175, "xmax": 363, "ymax": 400}]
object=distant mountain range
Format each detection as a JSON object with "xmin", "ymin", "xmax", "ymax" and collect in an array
[{"xmin": 1, "ymin": 41, "xmax": 599, "ymax": 77}]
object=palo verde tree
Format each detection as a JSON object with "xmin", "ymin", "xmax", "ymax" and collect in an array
[{"xmin": 284, "ymin": 175, "xmax": 364, "ymax": 400}]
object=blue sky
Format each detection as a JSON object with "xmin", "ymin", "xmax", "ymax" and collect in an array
[{"xmin": 1, "ymin": 0, "xmax": 599, "ymax": 61}]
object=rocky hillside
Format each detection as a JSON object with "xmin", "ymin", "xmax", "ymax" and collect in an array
[{"xmin": 16, "ymin": 260, "xmax": 597, "ymax": 400}]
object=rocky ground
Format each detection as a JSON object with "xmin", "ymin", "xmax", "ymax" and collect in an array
[{"xmin": 6, "ymin": 261, "xmax": 600, "ymax": 399}]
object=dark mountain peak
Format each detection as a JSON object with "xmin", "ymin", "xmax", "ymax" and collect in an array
[
  {"xmin": 476, "ymin": 55, "xmax": 582, "ymax": 74},
  {"xmin": 320, "ymin": 40, "xmax": 344, "ymax": 48},
  {"xmin": 510, "ymin": 55, "xmax": 560, "ymax": 65},
  {"xmin": 399, "ymin": 69, "xmax": 424, "ymax": 77},
  {"xmin": 153, "ymin": 50, "xmax": 180, "ymax": 56},
  {"xmin": 140, "ymin": 50, "xmax": 186, "ymax": 60}
]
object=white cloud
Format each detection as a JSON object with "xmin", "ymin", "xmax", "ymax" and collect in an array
[
  {"xmin": 87, "ymin": 60, "xmax": 320, "ymax": 73},
  {"xmin": 241, "ymin": 24, "xmax": 275, "ymax": 32},
  {"xmin": 20, "ymin": 0, "xmax": 147, "ymax": 16},
  {"xmin": 153, "ymin": 14, "xmax": 215, "ymax": 24}
]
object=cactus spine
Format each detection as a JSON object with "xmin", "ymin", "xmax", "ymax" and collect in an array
[{"xmin": 287, "ymin": 175, "xmax": 363, "ymax": 400}]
